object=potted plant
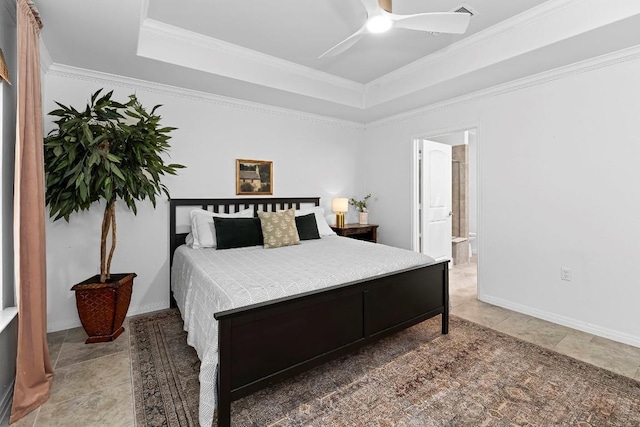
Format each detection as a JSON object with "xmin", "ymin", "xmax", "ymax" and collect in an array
[
  {"xmin": 349, "ymin": 194, "xmax": 372, "ymax": 225},
  {"xmin": 44, "ymin": 89, "xmax": 184, "ymax": 343}
]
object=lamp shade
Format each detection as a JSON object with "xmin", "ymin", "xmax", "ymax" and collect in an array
[{"xmin": 332, "ymin": 198, "xmax": 349, "ymax": 213}]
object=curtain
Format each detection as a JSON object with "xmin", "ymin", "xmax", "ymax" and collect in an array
[{"xmin": 9, "ymin": 0, "xmax": 52, "ymax": 423}]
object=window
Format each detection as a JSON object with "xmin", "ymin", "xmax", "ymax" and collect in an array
[
  {"xmin": 0, "ymin": 0, "xmax": 18, "ymax": 332},
  {"xmin": 0, "ymin": 82, "xmax": 4, "ymax": 310},
  {"xmin": 0, "ymin": 81, "xmax": 18, "ymax": 332}
]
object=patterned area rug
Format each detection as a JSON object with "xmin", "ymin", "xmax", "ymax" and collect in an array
[{"xmin": 130, "ymin": 309, "xmax": 640, "ymax": 427}]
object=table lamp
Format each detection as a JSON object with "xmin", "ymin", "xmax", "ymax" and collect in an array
[{"xmin": 332, "ymin": 198, "xmax": 348, "ymax": 228}]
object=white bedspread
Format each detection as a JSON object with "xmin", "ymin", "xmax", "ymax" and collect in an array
[{"xmin": 171, "ymin": 235, "xmax": 435, "ymax": 427}]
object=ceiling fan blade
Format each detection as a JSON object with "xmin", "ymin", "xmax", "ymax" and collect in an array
[
  {"xmin": 390, "ymin": 12, "xmax": 471, "ymax": 34},
  {"xmin": 318, "ymin": 25, "xmax": 368, "ymax": 59},
  {"xmin": 358, "ymin": 0, "xmax": 380, "ymax": 16}
]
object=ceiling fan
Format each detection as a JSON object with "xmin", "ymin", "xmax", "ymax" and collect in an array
[{"xmin": 319, "ymin": 0, "xmax": 472, "ymax": 58}]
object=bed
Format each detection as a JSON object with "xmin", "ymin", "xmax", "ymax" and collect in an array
[{"xmin": 169, "ymin": 197, "xmax": 449, "ymax": 427}]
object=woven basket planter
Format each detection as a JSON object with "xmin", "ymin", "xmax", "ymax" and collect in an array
[{"xmin": 71, "ymin": 273, "xmax": 136, "ymax": 344}]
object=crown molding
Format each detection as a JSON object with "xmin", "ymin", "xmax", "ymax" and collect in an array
[
  {"xmin": 363, "ymin": 0, "xmax": 640, "ymax": 109},
  {"xmin": 139, "ymin": 0, "xmax": 150, "ymax": 28},
  {"xmin": 46, "ymin": 40, "xmax": 640, "ymax": 132},
  {"xmin": 134, "ymin": 0, "xmax": 638, "ymax": 119},
  {"xmin": 367, "ymin": 0, "xmax": 587, "ymax": 91},
  {"xmin": 141, "ymin": 19, "xmax": 360, "ymax": 92},
  {"xmin": 366, "ymin": 43, "xmax": 640, "ymax": 129},
  {"xmin": 140, "ymin": 1, "xmax": 588, "ymax": 112},
  {"xmin": 138, "ymin": 18, "xmax": 364, "ymax": 109},
  {"xmin": 46, "ymin": 63, "xmax": 365, "ymax": 130}
]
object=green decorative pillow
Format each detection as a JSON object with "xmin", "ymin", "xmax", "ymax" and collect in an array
[
  {"xmin": 213, "ymin": 217, "xmax": 264, "ymax": 249},
  {"xmin": 295, "ymin": 213, "xmax": 320, "ymax": 241},
  {"xmin": 258, "ymin": 208, "xmax": 300, "ymax": 249}
]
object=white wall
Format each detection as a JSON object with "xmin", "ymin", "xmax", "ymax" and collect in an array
[
  {"xmin": 364, "ymin": 47, "xmax": 640, "ymax": 346},
  {"xmin": 44, "ymin": 71, "xmax": 365, "ymax": 332},
  {"xmin": 42, "ymin": 44, "xmax": 640, "ymax": 349}
]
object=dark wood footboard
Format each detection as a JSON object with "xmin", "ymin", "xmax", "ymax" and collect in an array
[{"xmin": 214, "ymin": 261, "xmax": 449, "ymax": 427}]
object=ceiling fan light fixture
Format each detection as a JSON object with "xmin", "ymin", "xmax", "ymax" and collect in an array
[
  {"xmin": 318, "ymin": 0, "xmax": 472, "ymax": 58},
  {"xmin": 366, "ymin": 15, "xmax": 392, "ymax": 33}
]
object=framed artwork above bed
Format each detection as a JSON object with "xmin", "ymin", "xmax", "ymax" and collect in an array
[{"xmin": 236, "ymin": 159, "xmax": 273, "ymax": 195}]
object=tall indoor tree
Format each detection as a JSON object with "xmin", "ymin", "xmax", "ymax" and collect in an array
[{"xmin": 44, "ymin": 89, "xmax": 184, "ymax": 282}]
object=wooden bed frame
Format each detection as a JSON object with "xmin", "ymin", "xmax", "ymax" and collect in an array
[{"xmin": 169, "ymin": 197, "xmax": 449, "ymax": 427}]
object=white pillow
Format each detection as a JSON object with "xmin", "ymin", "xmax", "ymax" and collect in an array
[
  {"xmin": 189, "ymin": 207, "xmax": 254, "ymax": 248},
  {"xmin": 295, "ymin": 207, "xmax": 336, "ymax": 237},
  {"xmin": 185, "ymin": 232, "xmax": 194, "ymax": 247}
]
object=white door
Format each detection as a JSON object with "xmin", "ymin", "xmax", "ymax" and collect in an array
[{"xmin": 421, "ymin": 140, "xmax": 452, "ymax": 262}]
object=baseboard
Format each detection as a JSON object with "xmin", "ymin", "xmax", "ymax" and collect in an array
[
  {"xmin": 126, "ymin": 301, "xmax": 169, "ymax": 317},
  {"xmin": 0, "ymin": 380, "xmax": 14, "ymax": 427},
  {"xmin": 47, "ymin": 301, "xmax": 169, "ymax": 332},
  {"xmin": 46, "ymin": 318, "xmax": 82, "ymax": 333},
  {"xmin": 480, "ymin": 294, "xmax": 640, "ymax": 348}
]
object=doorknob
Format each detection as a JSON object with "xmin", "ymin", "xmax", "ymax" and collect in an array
[{"xmin": 448, "ymin": 211, "xmax": 452, "ymax": 217}]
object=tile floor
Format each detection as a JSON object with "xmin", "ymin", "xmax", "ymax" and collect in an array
[
  {"xmin": 449, "ymin": 256, "xmax": 640, "ymax": 381},
  {"xmin": 13, "ymin": 256, "xmax": 640, "ymax": 426}
]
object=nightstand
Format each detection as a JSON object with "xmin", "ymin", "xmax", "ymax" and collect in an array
[{"xmin": 330, "ymin": 224, "xmax": 378, "ymax": 243}]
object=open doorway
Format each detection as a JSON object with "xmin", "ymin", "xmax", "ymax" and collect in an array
[{"xmin": 413, "ymin": 128, "xmax": 478, "ymax": 300}]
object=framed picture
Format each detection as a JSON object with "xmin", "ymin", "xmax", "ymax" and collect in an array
[{"xmin": 236, "ymin": 159, "xmax": 273, "ymax": 195}]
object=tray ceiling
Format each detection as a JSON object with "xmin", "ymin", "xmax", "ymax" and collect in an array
[{"xmin": 34, "ymin": 0, "xmax": 640, "ymax": 123}]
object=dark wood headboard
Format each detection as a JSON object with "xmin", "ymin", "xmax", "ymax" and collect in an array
[{"xmin": 169, "ymin": 197, "xmax": 321, "ymax": 266}]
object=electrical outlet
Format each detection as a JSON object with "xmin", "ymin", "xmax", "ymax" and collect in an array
[{"xmin": 561, "ymin": 267, "xmax": 571, "ymax": 281}]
